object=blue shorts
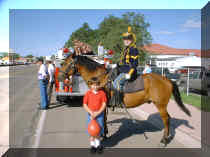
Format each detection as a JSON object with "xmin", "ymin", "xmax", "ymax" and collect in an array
[{"xmin": 87, "ymin": 112, "xmax": 104, "ymax": 137}]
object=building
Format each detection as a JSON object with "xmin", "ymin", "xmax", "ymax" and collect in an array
[
  {"xmin": 16, "ymin": 57, "xmax": 28, "ymax": 64},
  {"xmin": 142, "ymin": 44, "xmax": 201, "ymax": 72}
]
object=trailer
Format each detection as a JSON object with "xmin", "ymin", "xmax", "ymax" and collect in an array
[
  {"xmin": 55, "ymin": 73, "xmax": 89, "ymax": 104},
  {"xmin": 54, "ymin": 53, "xmax": 89, "ymax": 104}
]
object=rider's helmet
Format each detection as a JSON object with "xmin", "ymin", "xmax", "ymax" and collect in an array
[{"xmin": 122, "ymin": 26, "xmax": 136, "ymax": 45}]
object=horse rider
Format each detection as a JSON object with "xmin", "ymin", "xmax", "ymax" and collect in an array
[{"xmin": 113, "ymin": 26, "xmax": 139, "ymax": 92}]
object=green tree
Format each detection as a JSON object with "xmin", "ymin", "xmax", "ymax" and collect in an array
[
  {"xmin": 64, "ymin": 22, "xmax": 98, "ymax": 50},
  {"xmin": 11, "ymin": 53, "xmax": 20, "ymax": 60},
  {"xmin": 64, "ymin": 12, "xmax": 152, "ymax": 64},
  {"xmin": 2, "ymin": 53, "xmax": 8, "ymax": 57},
  {"xmin": 25, "ymin": 54, "xmax": 34, "ymax": 58},
  {"xmin": 51, "ymin": 54, "xmax": 55, "ymax": 60},
  {"xmin": 37, "ymin": 56, "xmax": 44, "ymax": 61}
]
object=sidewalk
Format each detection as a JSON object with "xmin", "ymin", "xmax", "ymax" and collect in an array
[
  {"xmin": 0, "ymin": 67, "xmax": 9, "ymax": 156},
  {"xmin": 129, "ymin": 100, "xmax": 201, "ymax": 148}
]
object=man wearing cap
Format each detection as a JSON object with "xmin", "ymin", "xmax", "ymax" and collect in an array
[
  {"xmin": 113, "ymin": 26, "xmax": 139, "ymax": 91},
  {"xmin": 46, "ymin": 57, "xmax": 55, "ymax": 106}
]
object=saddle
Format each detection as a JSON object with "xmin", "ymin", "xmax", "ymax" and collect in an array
[
  {"xmin": 123, "ymin": 75, "xmax": 144, "ymax": 93},
  {"xmin": 108, "ymin": 68, "xmax": 144, "ymax": 108},
  {"xmin": 109, "ymin": 67, "xmax": 144, "ymax": 93}
]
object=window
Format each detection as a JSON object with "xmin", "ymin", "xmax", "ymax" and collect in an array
[
  {"xmin": 192, "ymin": 72, "xmax": 199, "ymax": 79},
  {"xmin": 206, "ymin": 72, "xmax": 210, "ymax": 78}
]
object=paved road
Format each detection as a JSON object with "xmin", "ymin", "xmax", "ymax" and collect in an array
[
  {"xmin": 7, "ymin": 65, "xmax": 186, "ymax": 149},
  {"xmin": 9, "ymin": 64, "xmax": 41, "ymax": 148}
]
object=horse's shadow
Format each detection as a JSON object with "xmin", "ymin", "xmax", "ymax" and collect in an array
[{"xmin": 103, "ymin": 112, "xmax": 194, "ymax": 147}]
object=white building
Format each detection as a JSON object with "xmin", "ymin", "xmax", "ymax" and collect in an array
[{"xmin": 143, "ymin": 44, "xmax": 201, "ymax": 73}]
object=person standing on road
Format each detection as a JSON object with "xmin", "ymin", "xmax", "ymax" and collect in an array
[
  {"xmin": 37, "ymin": 58, "xmax": 49, "ymax": 110},
  {"xmin": 46, "ymin": 57, "xmax": 55, "ymax": 106},
  {"xmin": 83, "ymin": 77, "xmax": 107, "ymax": 154}
]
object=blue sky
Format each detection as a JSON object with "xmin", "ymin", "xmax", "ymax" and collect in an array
[{"xmin": 1, "ymin": 0, "xmax": 209, "ymax": 56}]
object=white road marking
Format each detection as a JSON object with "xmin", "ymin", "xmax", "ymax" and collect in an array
[{"xmin": 33, "ymin": 110, "xmax": 47, "ymax": 148}]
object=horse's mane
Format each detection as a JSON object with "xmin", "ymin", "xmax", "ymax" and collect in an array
[{"xmin": 75, "ymin": 55, "xmax": 104, "ymax": 71}]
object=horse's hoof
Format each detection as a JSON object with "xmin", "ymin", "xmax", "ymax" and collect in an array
[
  {"xmin": 160, "ymin": 138, "xmax": 168, "ymax": 146},
  {"xmin": 111, "ymin": 107, "xmax": 115, "ymax": 111},
  {"xmin": 158, "ymin": 142, "xmax": 166, "ymax": 148},
  {"xmin": 143, "ymin": 132, "xmax": 148, "ymax": 140}
]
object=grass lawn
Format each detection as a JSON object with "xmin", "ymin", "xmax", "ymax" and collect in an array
[
  {"xmin": 172, "ymin": 92, "xmax": 210, "ymax": 112},
  {"xmin": 180, "ymin": 92, "xmax": 201, "ymax": 109}
]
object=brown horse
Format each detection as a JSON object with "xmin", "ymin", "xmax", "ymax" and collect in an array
[{"xmin": 58, "ymin": 54, "xmax": 191, "ymax": 146}]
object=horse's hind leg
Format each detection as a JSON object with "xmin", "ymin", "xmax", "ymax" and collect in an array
[{"xmin": 156, "ymin": 105, "xmax": 170, "ymax": 145}]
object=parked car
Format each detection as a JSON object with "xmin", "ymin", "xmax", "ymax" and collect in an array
[
  {"xmin": 177, "ymin": 69, "xmax": 210, "ymax": 95},
  {"xmin": 0, "ymin": 60, "xmax": 4, "ymax": 65},
  {"xmin": 137, "ymin": 66, "xmax": 181, "ymax": 82}
]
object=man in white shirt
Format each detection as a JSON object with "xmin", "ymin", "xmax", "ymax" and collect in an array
[
  {"xmin": 37, "ymin": 58, "xmax": 49, "ymax": 110},
  {"xmin": 46, "ymin": 58, "xmax": 55, "ymax": 105}
]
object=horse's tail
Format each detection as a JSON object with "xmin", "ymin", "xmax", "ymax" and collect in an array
[{"xmin": 171, "ymin": 81, "xmax": 191, "ymax": 117}]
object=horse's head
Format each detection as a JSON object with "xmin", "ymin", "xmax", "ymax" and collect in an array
[{"xmin": 57, "ymin": 54, "xmax": 77, "ymax": 82}]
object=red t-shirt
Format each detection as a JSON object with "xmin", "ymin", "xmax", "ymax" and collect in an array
[{"xmin": 83, "ymin": 90, "xmax": 107, "ymax": 112}]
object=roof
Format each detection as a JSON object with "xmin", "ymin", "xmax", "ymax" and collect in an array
[
  {"xmin": 2, "ymin": 56, "xmax": 9, "ymax": 61},
  {"xmin": 142, "ymin": 44, "xmax": 201, "ymax": 57},
  {"xmin": 17, "ymin": 57, "xmax": 27, "ymax": 61}
]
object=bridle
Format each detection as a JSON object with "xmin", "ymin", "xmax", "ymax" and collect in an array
[{"xmin": 59, "ymin": 59, "xmax": 77, "ymax": 79}]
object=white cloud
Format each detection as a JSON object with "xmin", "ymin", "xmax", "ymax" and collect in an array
[
  {"xmin": 182, "ymin": 17, "xmax": 201, "ymax": 29},
  {"xmin": 155, "ymin": 31, "xmax": 174, "ymax": 35}
]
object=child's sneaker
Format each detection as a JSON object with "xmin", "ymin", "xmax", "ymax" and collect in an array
[
  {"xmin": 96, "ymin": 145, "xmax": 104, "ymax": 154},
  {"xmin": 90, "ymin": 146, "xmax": 97, "ymax": 154}
]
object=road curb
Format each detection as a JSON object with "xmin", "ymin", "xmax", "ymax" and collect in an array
[{"xmin": 129, "ymin": 108, "xmax": 201, "ymax": 148}]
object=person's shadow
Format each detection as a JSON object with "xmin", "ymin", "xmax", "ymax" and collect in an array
[{"xmin": 102, "ymin": 112, "xmax": 194, "ymax": 147}]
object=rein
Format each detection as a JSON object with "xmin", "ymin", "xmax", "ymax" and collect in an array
[{"xmin": 59, "ymin": 63, "xmax": 75, "ymax": 79}]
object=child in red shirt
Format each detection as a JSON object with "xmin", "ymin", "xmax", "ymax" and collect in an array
[{"xmin": 83, "ymin": 77, "xmax": 107, "ymax": 154}]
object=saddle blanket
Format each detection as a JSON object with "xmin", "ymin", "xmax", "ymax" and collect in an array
[{"xmin": 123, "ymin": 75, "xmax": 144, "ymax": 93}]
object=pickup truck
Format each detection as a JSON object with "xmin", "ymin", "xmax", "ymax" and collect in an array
[{"xmin": 177, "ymin": 69, "xmax": 210, "ymax": 95}]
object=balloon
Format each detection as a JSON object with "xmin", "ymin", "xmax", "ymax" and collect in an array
[{"xmin": 88, "ymin": 119, "xmax": 101, "ymax": 137}]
